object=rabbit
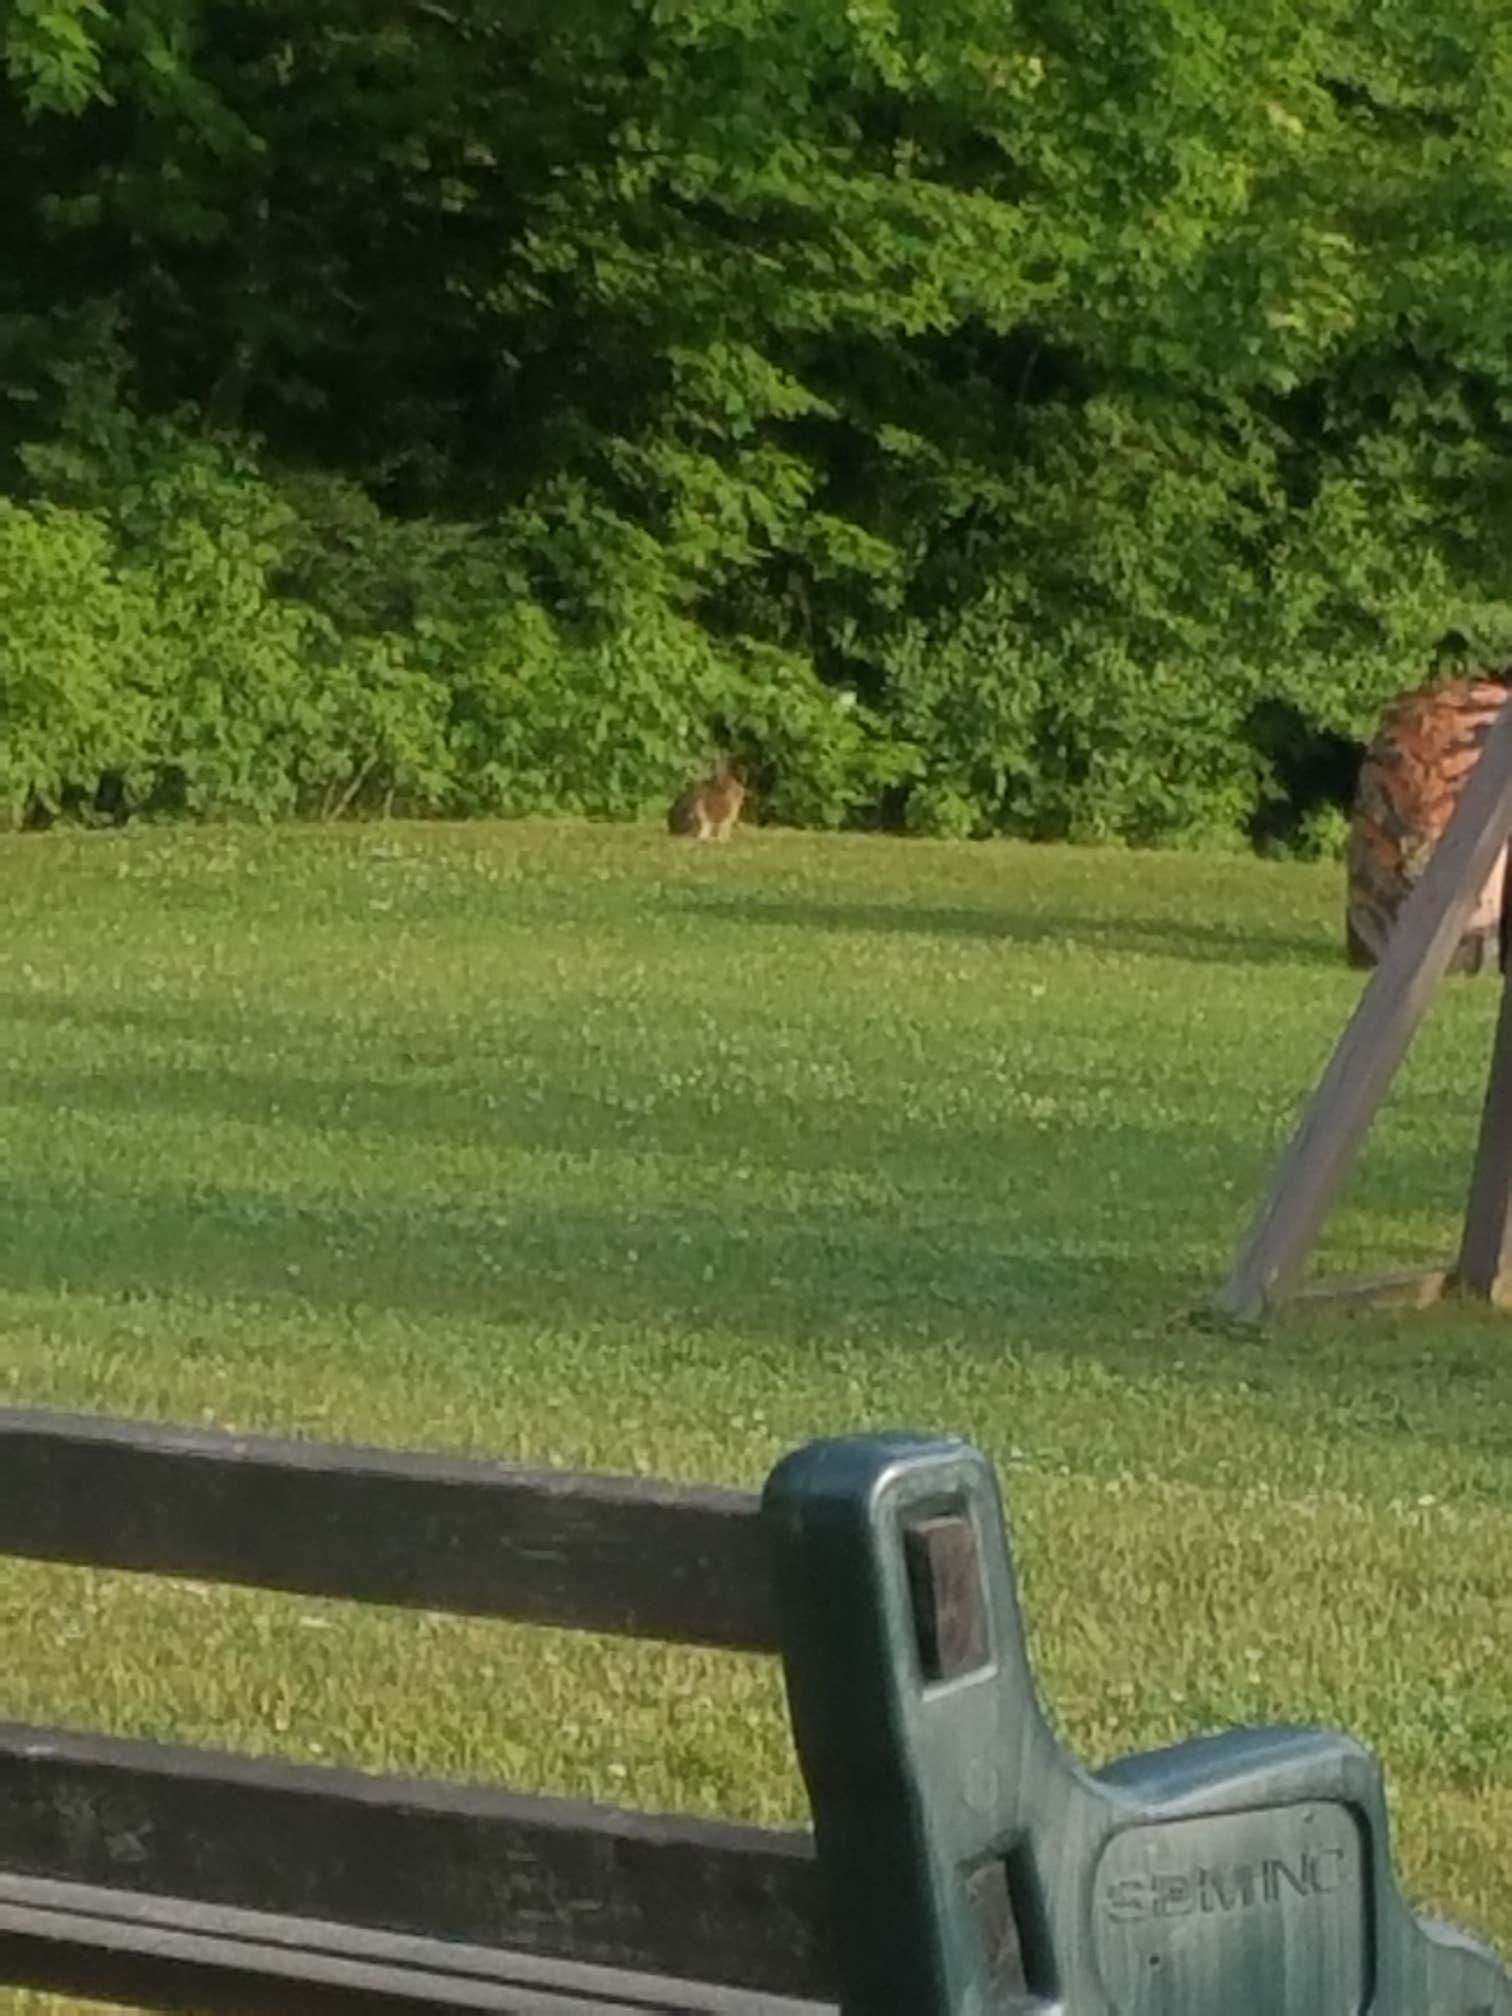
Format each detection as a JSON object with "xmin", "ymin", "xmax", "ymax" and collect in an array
[{"xmin": 667, "ymin": 759, "xmax": 746, "ymax": 841}]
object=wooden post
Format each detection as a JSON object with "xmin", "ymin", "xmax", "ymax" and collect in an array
[
  {"xmin": 1216, "ymin": 697, "xmax": 1512, "ymax": 1322},
  {"xmin": 1454, "ymin": 851, "xmax": 1512, "ymax": 1299}
]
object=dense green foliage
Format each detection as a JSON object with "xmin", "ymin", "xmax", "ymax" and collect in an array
[
  {"xmin": 4, "ymin": 823, "xmax": 1512, "ymax": 2002},
  {"xmin": 4, "ymin": 0, "xmax": 1512, "ymax": 840}
]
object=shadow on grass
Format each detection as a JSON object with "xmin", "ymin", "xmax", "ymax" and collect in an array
[
  {"xmin": 4, "ymin": 983, "xmax": 1507, "ymax": 1467},
  {"xmin": 2, "ymin": 1008, "xmax": 1225, "ymax": 1348},
  {"xmin": 4, "ymin": 1150, "xmax": 1509, "ymax": 1484},
  {"xmin": 0, "ymin": 1046, "xmax": 1489, "ymax": 1350},
  {"xmin": 0, "ymin": 1168, "xmax": 1200, "ymax": 1344},
  {"xmin": 3, "ymin": 1046, "xmax": 1249, "ymax": 1184},
  {"xmin": 670, "ymin": 894, "xmax": 1343, "ymax": 970}
]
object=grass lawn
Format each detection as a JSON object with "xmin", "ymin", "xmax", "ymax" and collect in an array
[{"xmin": 2, "ymin": 817, "xmax": 1511, "ymax": 2005}]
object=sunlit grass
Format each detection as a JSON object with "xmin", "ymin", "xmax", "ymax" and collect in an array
[{"xmin": 2, "ymin": 819, "xmax": 1510, "ymax": 2006}]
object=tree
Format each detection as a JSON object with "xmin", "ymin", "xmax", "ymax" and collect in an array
[{"xmin": 3, "ymin": 0, "xmax": 1511, "ymax": 839}]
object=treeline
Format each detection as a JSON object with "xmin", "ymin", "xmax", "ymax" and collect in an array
[{"xmin": 3, "ymin": 0, "xmax": 1512, "ymax": 846}]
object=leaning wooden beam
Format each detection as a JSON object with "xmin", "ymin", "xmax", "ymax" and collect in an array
[
  {"xmin": 0, "ymin": 1723, "xmax": 829, "ymax": 2002},
  {"xmin": 1217, "ymin": 696, "xmax": 1512, "ymax": 1321},
  {"xmin": 0, "ymin": 1408, "xmax": 776, "ymax": 1652}
]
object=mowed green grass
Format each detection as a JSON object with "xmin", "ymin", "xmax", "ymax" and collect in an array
[{"xmin": 2, "ymin": 819, "xmax": 1512, "ymax": 2006}]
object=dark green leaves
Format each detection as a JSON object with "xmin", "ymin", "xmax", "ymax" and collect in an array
[{"xmin": 4, "ymin": 0, "xmax": 1512, "ymax": 842}]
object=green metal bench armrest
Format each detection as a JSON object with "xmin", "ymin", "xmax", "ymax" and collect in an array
[{"xmin": 764, "ymin": 1433, "xmax": 1510, "ymax": 2016}]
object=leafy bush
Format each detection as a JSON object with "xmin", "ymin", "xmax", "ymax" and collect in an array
[
  {"xmin": 2, "ymin": 394, "xmax": 903, "ymax": 830},
  {"xmin": 4, "ymin": 0, "xmax": 1512, "ymax": 845},
  {"xmin": 11, "ymin": 400, "xmax": 456, "ymax": 824},
  {"xmin": 0, "ymin": 385, "xmax": 1488, "ymax": 843},
  {"xmin": 0, "ymin": 499, "xmax": 159, "ymax": 824}
]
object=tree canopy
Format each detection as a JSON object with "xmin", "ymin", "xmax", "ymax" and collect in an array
[{"xmin": 3, "ymin": 0, "xmax": 1511, "ymax": 840}]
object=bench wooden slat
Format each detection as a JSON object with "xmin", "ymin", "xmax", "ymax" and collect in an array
[
  {"xmin": 0, "ymin": 1877, "xmax": 833, "ymax": 2016},
  {"xmin": 0, "ymin": 1407, "xmax": 777, "ymax": 1651},
  {"xmin": 0, "ymin": 1723, "xmax": 831, "ymax": 2002}
]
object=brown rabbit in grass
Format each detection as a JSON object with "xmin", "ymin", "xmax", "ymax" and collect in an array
[{"xmin": 667, "ymin": 760, "xmax": 746, "ymax": 840}]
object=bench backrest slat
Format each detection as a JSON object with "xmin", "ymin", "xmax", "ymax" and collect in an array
[
  {"xmin": 0, "ymin": 1723, "xmax": 831, "ymax": 2002},
  {"xmin": 0, "ymin": 1874, "xmax": 832, "ymax": 2016},
  {"xmin": 0, "ymin": 1408, "xmax": 777, "ymax": 1652}
]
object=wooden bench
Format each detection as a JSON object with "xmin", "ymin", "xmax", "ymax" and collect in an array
[{"xmin": 0, "ymin": 1409, "xmax": 1507, "ymax": 2015}]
